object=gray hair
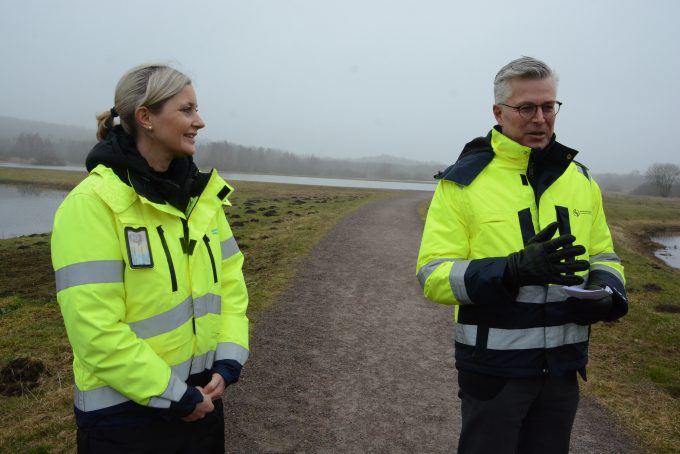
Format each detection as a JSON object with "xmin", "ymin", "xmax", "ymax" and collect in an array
[
  {"xmin": 96, "ymin": 63, "xmax": 192, "ymax": 140},
  {"xmin": 493, "ymin": 56, "xmax": 558, "ymax": 104}
]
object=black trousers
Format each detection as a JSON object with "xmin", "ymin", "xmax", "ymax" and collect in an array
[
  {"xmin": 457, "ymin": 372, "xmax": 579, "ymax": 454},
  {"xmin": 77, "ymin": 399, "xmax": 225, "ymax": 454}
]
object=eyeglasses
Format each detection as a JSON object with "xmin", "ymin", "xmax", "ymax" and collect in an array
[{"xmin": 498, "ymin": 101, "xmax": 562, "ymax": 119}]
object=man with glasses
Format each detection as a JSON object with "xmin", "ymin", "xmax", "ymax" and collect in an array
[{"xmin": 416, "ymin": 56, "xmax": 627, "ymax": 453}]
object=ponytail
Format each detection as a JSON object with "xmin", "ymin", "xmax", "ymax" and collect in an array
[{"xmin": 95, "ymin": 107, "xmax": 118, "ymax": 141}]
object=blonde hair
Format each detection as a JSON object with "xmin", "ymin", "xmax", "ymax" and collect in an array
[{"xmin": 96, "ymin": 63, "xmax": 191, "ymax": 140}]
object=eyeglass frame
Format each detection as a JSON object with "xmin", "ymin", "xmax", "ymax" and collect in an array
[{"xmin": 497, "ymin": 101, "xmax": 563, "ymax": 119}]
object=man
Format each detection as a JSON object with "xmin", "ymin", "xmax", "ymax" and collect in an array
[{"xmin": 416, "ymin": 57, "xmax": 628, "ymax": 454}]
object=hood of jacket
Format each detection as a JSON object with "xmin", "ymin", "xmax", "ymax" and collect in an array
[{"xmin": 85, "ymin": 126, "xmax": 209, "ymax": 212}]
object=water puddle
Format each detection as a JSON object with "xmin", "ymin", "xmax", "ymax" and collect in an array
[{"xmin": 652, "ymin": 231, "xmax": 680, "ymax": 270}]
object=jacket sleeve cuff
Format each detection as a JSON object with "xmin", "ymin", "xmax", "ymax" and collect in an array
[
  {"xmin": 211, "ymin": 359, "xmax": 243, "ymax": 385},
  {"xmin": 168, "ymin": 386, "xmax": 203, "ymax": 417},
  {"xmin": 464, "ymin": 257, "xmax": 517, "ymax": 304}
]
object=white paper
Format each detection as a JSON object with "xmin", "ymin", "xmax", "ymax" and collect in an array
[{"xmin": 563, "ymin": 285, "xmax": 613, "ymax": 300}]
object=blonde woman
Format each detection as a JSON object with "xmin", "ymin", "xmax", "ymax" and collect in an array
[{"xmin": 51, "ymin": 63, "xmax": 249, "ymax": 453}]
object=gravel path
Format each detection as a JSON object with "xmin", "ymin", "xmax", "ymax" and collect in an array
[{"xmin": 222, "ymin": 192, "xmax": 642, "ymax": 453}]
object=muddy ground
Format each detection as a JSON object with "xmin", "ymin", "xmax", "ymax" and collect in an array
[{"xmin": 222, "ymin": 192, "xmax": 642, "ymax": 453}]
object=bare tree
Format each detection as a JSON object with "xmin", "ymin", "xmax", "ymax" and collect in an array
[{"xmin": 646, "ymin": 163, "xmax": 680, "ymax": 197}]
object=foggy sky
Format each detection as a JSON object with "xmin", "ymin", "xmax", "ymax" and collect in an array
[{"xmin": 1, "ymin": 0, "xmax": 678, "ymax": 174}]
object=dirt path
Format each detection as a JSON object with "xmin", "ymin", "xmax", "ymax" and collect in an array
[{"xmin": 222, "ymin": 192, "xmax": 642, "ymax": 453}]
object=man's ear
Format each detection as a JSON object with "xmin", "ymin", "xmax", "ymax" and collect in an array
[
  {"xmin": 135, "ymin": 106, "xmax": 153, "ymax": 131},
  {"xmin": 492, "ymin": 104, "xmax": 503, "ymax": 125}
]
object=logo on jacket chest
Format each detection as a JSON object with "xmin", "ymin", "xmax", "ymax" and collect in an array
[{"xmin": 572, "ymin": 209, "xmax": 592, "ymax": 217}]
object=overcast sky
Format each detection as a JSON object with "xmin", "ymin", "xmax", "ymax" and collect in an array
[{"xmin": 1, "ymin": 0, "xmax": 678, "ymax": 174}]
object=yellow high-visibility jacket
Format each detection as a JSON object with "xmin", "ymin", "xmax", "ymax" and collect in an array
[
  {"xmin": 52, "ymin": 164, "xmax": 249, "ymax": 425},
  {"xmin": 416, "ymin": 127, "xmax": 626, "ymax": 377}
]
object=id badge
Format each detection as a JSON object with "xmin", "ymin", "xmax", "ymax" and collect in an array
[{"xmin": 125, "ymin": 227, "xmax": 154, "ymax": 268}]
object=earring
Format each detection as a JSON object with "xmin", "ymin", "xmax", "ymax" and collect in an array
[{"xmin": 148, "ymin": 126, "xmax": 153, "ymax": 131}]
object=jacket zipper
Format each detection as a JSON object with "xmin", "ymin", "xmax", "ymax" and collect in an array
[
  {"xmin": 180, "ymin": 218, "xmax": 197, "ymax": 255},
  {"xmin": 156, "ymin": 226, "xmax": 178, "ymax": 292},
  {"xmin": 203, "ymin": 235, "xmax": 218, "ymax": 283},
  {"xmin": 180, "ymin": 218, "xmax": 197, "ymax": 334}
]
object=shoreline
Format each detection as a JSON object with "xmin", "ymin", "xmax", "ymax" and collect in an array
[
  {"xmin": 2, "ymin": 171, "xmax": 680, "ymax": 270},
  {"xmin": 0, "ymin": 161, "xmax": 437, "ymax": 185}
]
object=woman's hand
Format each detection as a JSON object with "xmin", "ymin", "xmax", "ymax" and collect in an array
[
  {"xmin": 181, "ymin": 386, "xmax": 215, "ymax": 422},
  {"xmin": 202, "ymin": 373, "xmax": 226, "ymax": 400}
]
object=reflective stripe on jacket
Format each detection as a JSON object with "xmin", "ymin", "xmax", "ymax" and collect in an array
[
  {"xmin": 416, "ymin": 128, "xmax": 625, "ymax": 377},
  {"xmin": 52, "ymin": 164, "xmax": 249, "ymax": 414}
]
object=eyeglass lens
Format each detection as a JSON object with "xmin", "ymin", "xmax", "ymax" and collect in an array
[{"xmin": 518, "ymin": 103, "xmax": 560, "ymax": 118}]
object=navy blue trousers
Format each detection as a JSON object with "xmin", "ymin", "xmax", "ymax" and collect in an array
[
  {"xmin": 77, "ymin": 399, "xmax": 225, "ymax": 454},
  {"xmin": 457, "ymin": 371, "xmax": 579, "ymax": 454}
]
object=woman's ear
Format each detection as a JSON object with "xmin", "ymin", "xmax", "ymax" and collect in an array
[{"xmin": 135, "ymin": 106, "xmax": 154, "ymax": 131}]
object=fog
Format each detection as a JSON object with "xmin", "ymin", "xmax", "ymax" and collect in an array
[{"xmin": 1, "ymin": 0, "xmax": 678, "ymax": 174}]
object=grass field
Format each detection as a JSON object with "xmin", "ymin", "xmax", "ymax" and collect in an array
[
  {"xmin": 416, "ymin": 191, "xmax": 680, "ymax": 453},
  {"xmin": 584, "ymin": 193, "xmax": 680, "ymax": 453},
  {"xmin": 0, "ymin": 168, "xmax": 395, "ymax": 453},
  {"xmin": 1, "ymin": 168, "xmax": 679, "ymax": 453}
]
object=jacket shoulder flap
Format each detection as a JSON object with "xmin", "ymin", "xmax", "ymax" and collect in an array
[
  {"xmin": 435, "ymin": 136, "xmax": 494, "ymax": 186},
  {"xmin": 572, "ymin": 159, "xmax": 591, "ymax": 181}
]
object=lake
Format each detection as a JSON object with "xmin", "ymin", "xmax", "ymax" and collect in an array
[
  {"xmin": 652, "ymin": 232, "xmax": 680, "ymax": 270},
  {"xmin": 0, "ymin": 163, "xmax": 437, "ymax": 192},
  {"xmin": 218, "ymin": 172, "xmax": 437, "ymax": 191},
  {"xmin": 0, "ymin": 184, "xmax": 68, "ymax": 239},
  {"xmin": 0, "ymin": 164, "xmax": 436, "ymax": 238}
]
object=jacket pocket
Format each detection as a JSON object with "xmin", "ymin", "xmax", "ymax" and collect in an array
[
  {"xmin": 457, "ymin": 369, "xmax": 508, "ymax": 401},
  {"xmin": 472, "ymin": 211, "xmax": 520, "ymax": 255},
  {"xmin": 203, "ymin": 234, "xmax": 218, "ymax": 284},
  {"xmin": 156, "ymin": 226, "xmax": 178, "ymax": 292}
]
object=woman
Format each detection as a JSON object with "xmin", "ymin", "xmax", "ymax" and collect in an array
[{"xmin": 51, "ymin": 63, "xmax": 249, "ymax": 453}]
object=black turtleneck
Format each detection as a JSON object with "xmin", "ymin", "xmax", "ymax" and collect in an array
[{"xmin": 85, "ymin": 126, "xmax": 210, "ymax": 212}]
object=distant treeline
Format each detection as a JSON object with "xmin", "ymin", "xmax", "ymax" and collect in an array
[
  {"xmin": 1, "ymin": 128, "xmax": 675, "ymax": 193},
  {"xmin": 194, "ymin": 141, "xmax": 442, "ymax": 181},
  {"xmin": 0, "ymin": 132, "xmax": 94, "ymax": 166},
  {"xmin": 0, "ymin": 132, "xmax": 442, "ymax": 181},
  {"xmin": 594, "ymin": 171, "xmax": 647, "ymax": 193}
]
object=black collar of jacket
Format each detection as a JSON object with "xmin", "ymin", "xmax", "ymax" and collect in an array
[
  {"xmin": 85, "ymin": 126, "xmax": 211, "ymax": 212},
  {"xmin": 527, "ymin": 130, "xmax": 579, "ymax": 204},
  {"xmin": 434, "ymin": 131, "xmax": 495, "ymax": 186},
  {"xmin": 436, "ymin": 126, "xmax": 579, "ymax": 198}
]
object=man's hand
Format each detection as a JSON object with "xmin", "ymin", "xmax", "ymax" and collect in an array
[
  {"xmin": 570, "ymin": 281, "xmax": 614, "ymax": 325},
  {"xmin": 506, "ymin": 222, "xmax": 589, "ymax": 287},
  {"xmin": 181, "ymin": 387, "xmax": 215, "ymax": 422},
  {"xmin": 203, "ymin": 373, "xmax": 227, "ymax": 401}
]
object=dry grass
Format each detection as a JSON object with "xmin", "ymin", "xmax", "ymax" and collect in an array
[
  {"xmin": 582, "ymin": 194, "xmax": 680, "ymax": 453},
  {"xmin": 2, "ymin": 169, "xmax": 679, "ymax": 453},
  {"xmin": 226, "ymin": 181, "xmax": 396, "ymax": 317},
  {"xmin": 0, "ymin": 168, "xmax": 395, "ymax": 452},
  {"xmin": 0, "ymin": 168, "xmax": 87, "ymax": 191},
  {"xmin": 416, "ymin": 192, "xmax": 680, "ymax": 454}
]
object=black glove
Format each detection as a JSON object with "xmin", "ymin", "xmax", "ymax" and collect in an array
[
  {"xmin": 570, "ymin": 274, "xmax": 632, "ymax": 324},
  {"xmin": 506, "ymin": 222, "xmax": 589, "ymax": 287},
  {"xmin": 570, "ymin": 281, "xmax": 613, "ymax": 325}
]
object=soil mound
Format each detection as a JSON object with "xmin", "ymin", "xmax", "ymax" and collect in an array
[{"xmin": 0, "ymin": 357, "xmax": 46, "ymax": 396}]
